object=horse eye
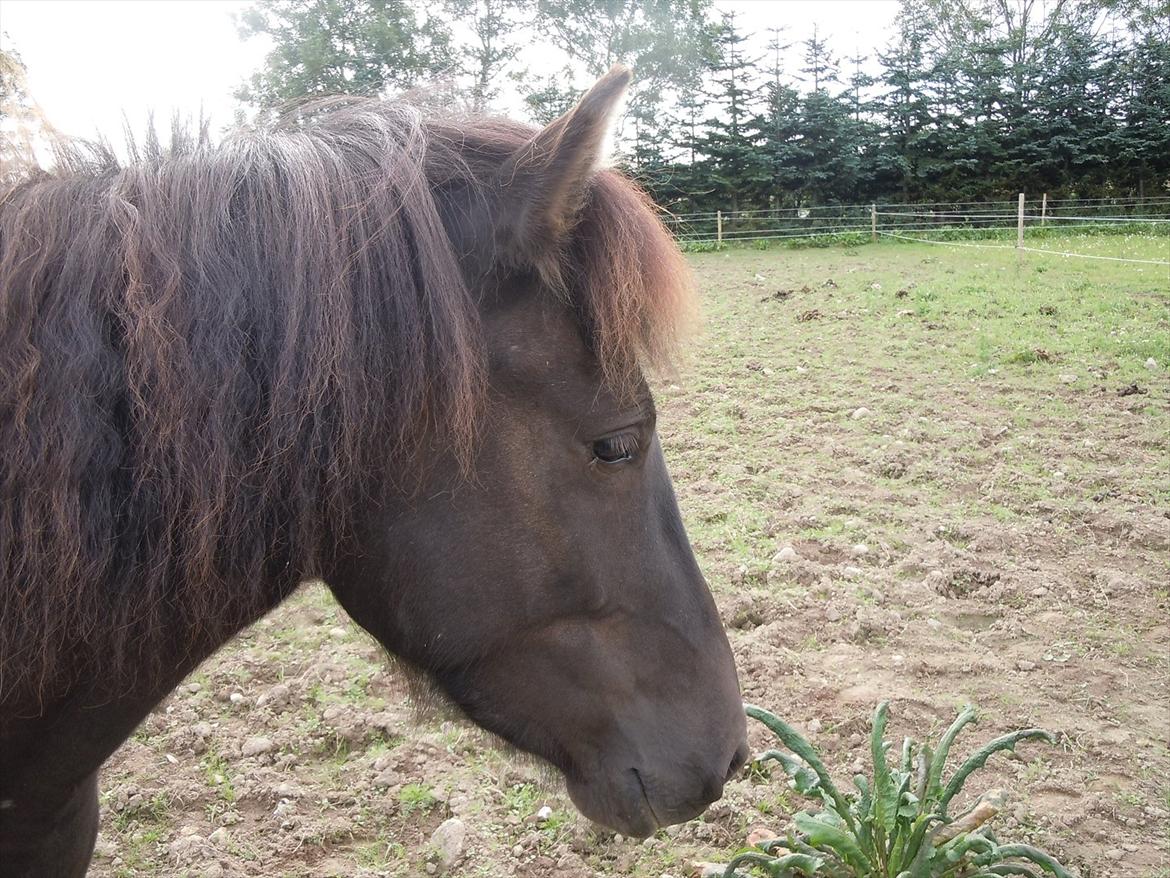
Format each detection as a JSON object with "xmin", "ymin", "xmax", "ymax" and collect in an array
[{"xmin": 592, "ymin": 433, "xmax": 638, "ymax": 464}]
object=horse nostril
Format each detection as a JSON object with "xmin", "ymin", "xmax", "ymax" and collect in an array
[{"xmin": 726, "ymin": 742, "xmax": 750, "ymax": 782}]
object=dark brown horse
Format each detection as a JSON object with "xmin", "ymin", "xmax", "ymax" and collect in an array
[{"xmin": 0, "ymin": 68, "xmax": 746, "ymax": 876}]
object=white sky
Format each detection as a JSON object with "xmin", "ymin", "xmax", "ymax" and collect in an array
[{"xmin": 0, "ymin": 0, "xmax": 899, "ymax": 142}]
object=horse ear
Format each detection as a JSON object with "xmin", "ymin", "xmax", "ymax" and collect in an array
[{"xmin": 497, "ymin": 65, "xmax": 632, "ymax": 269}]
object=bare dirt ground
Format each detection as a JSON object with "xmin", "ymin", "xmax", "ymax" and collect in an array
[{"xmin": 93, "ymin": 237, "xmax": 1169, "ymax": 878}]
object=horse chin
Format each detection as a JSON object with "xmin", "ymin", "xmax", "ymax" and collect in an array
[{"xmin": 563, "ymin": 770, "xmax": 661, "ymax": 839}]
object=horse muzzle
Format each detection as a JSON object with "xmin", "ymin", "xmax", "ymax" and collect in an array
[{"xmin": 564, "ymin": 734, "xmax": 750, "ymax": 837}]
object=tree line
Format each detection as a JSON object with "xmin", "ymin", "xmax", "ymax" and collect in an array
[{"xmin": 233, "ymin": 0, "xmax": 1169, "ymax": 212}]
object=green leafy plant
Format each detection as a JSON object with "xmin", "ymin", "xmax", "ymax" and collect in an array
[
  {"xmin": 398, "ymin": 782, "xmax": 437, "ymax": 816},
  {"xmin": 725, "ymin": 703, "xmax": 1073, "ymax": 878}
]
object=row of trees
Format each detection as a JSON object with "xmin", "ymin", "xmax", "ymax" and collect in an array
[
  {"xmin": 238, "ymin": 0, "xmax": 1168, "ymax": 210},
  {"xmin": 657, "ymin": 0, "xmax": 1170, "ymax": 211}
]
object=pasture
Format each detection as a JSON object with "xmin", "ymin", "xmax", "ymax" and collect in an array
[{"xmin": 92, "ymin": 235, "xmax": 1169, "ymax": 878}]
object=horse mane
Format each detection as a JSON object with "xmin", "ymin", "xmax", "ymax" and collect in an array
[{"xmin": 0, "ymin": 99, "xmax": 692, "ymax": 705}]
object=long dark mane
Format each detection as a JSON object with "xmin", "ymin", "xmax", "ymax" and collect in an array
[{"xmin": 0, "ymin": 101, "xmax": 691, "ymax": 706}]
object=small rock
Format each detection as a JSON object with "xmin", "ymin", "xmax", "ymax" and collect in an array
[
  {"xmin": 208, "ymin": 827, "xmax": 229, "ymax": 847},
  {"xmin": 512, "ymin": 843, "xmax": 525, "ymax": 858},
  {"xmin": 1016, "ymin": 660, "xmax": 1037, "ymax": 672},
  {"xmin": 746, "ymin": 825, "xmax": 779, "ymax": 847},
  {"xmin": 842, "ymin": 565, "xmax": 863, "ymax": 578},
  {"xmin": 329, "ymin": 626, "xmax": 348, "ymax": 639},
  {"xmin": 431, "ymin": 818, "xmax": 466, "ymax": 869},
  {"xmin": 773, "ymin": 546, "xmax": 798, "ymax": 562},
  {"xmin": 536, "ymin": 805, "xmax": 553, "ymax": 821},
  {"xmin": 241, "ymin": 736, "xmax": 274, "ymax": 757},
  {"xmin": 694, "ymin": 864, "xmax": 728, "ymax": 878},
  {"xmin": 184, "ymin": 682, "xmax": 201, "ymax": 694},
  {"xmin": 1031, "ymin": 586, "xmax": 1049, "ymax": 597},
  {"xmin": 851, "ymin": 407, "xmax": 870, "ymax": 420},
  {"xmin": 613, "ymin": 834, "xmax": 624, "ymax": 844},
  {"xmin": 272, "ymin": 798, "xmax": 295, "ymax": 821},
  {"xmin": 851, "ymin": 543, "xmax": 869, "ymax": 556},
  {"xmin": 1145, "ymin": 357, "xmax": 1158, "ymax": 370},
  {"xmin": 91, "ymin": 838, "xmax": 116, "ymax": 860},
  {"xmin": 807, "ymin": 718, "xmax": 823, "ymax": 733},
  {"xmin": 425, "ymin": 863, "xmax": 437, "ymax": 875},
  {"xmin": 825, "ymin": 607, "xmax": 841, "ymax": 622},
  {"xmin": 373, "ymin": 767, "xmax": 399, "ymax": 788},
  {"xmin": 257, "ymin": 683, "xmax": 291, "ymax": 709},
  {"xmin": 1059, "ymin": 373, "xmax": 1078, "ymax": 384},
  {"xmin": 228, "ymin": 691, "xmax": 245, "ymax": 706}
]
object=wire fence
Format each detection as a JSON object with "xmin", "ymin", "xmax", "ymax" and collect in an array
[{"xmin": 661, "ymin": 195, "xmax": 1170, "ymax": 267}]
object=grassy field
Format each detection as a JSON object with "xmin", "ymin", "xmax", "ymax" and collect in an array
[{"xmin": 94, "ymin": 233, "xmax": 1169, "ymax": 878}]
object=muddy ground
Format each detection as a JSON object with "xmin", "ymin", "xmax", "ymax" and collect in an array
[{"xmin": 93, "ymin": 238, "xmax": 1169, "ymax": 878}]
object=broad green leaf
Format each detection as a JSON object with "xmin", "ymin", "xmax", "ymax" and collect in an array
[
  {"xmin": 898, "ymin": 792, "xmax": 920, "ymax": 819},
  {"xmin": 899, "ymin": 814, "xmax": 945, "ymax": 878},
  {"xmin": 900, "ymin": 736, "xmax": 914, "ymax": 774},
  {"xmin": 870, "ymin": 701, "xmax": 901, "ymax": 839},
  {"xmin": 747, "ymin": 705, "xmax": 857, "ymax": 834},
  {"xmin": 852, "ymin": 775, "xmax": 873, "ymax": 851},
  {"xmin": 793, "ymin": 811, "xmax": 874, "ymax": 874},
  {"xmin": 723, "ymin": 850, "xmax": 825, "ymax": 877},
  {"xmin": 914, "ymin": 744, "xmax": 932, "ymax": 806},
  {"xmin": 925, "ymin": 705, "xmax": 978, "ymax": 806},
  {"xmin": 987, "ymin": 844, "xmax": 1075, "ymax": 878},
  {"xmin": 757, "ymin": 749, "xmax": 822, "ymax": 799},
  {"xmin": 939, "ymin": 730, "xmax": 1055, "ymax": 815},
  {"xmin": 937, "ymin": 831, "xmax": 994, "ymax": 862},
  {"xmin": 984, "ymin": 865, "xmax": 1044, "ymax": 877}
]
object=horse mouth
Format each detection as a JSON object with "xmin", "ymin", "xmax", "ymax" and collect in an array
[{"xmin": 631, "ymin": 768, "xmax": 663, "ymax": 830}]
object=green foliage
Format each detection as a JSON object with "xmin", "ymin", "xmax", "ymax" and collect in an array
[
  {"xmin": 727, "ymin": 703, "xmax": 1070, "ymax": 878},
  {"xmin": 398, "ymin": 782, "xmax": 438, "ymax": 815},
  {"xmin": 233, "ymin": 0, "xmax": 1170, "ymax": 208},
  {"xmin": 235, "ymin": 0, "xmax": 455, "ymax": 108}
]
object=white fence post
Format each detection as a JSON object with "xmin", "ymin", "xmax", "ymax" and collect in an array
[
  {"xmin": 1041, "ymin": 192, "xmax": 1048, "ymax": 227},
  {"xmin": 871, "ymin": 204, "xmax": 877, "ymax": 242},
  {"xmin": 1017, "ymin": 193, "xmax": 1026, "ymax": 250},
  {"xmin": 716, "ymin": 210, "xmax": 723, "ymax": 245}
]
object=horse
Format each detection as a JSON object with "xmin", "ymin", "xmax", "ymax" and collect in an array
[{"xmin": 0, "ymin": 67, "xmax": 747, "ymax": 876}]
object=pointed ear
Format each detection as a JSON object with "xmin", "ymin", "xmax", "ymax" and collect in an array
[{"xmin": 497, "ymin": 65, "xmax": 632, "ymax": 269}]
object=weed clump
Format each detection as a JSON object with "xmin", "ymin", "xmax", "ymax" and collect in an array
[{"xmin": 728, "ymin": 702, "xmax": 1072, "ymax": 878}]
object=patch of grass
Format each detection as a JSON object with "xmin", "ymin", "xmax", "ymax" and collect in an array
[
  {"xmin": 112, "ymin": 792, "xmax": 173, "ymax": 833},
  {"xmin": 356, "ymin": 838, "xmax": 406, "ymax": 869},
  {"xmin": 503, "ymin": 782, "xmax": 539, "ymax": 816},
  {"xmin": 398, "ymin": 782, "xmax": 437, "ymax": 816},
  {"xmin": 201, "ymin": 748, "xmax": 237, "ymax": 804}
]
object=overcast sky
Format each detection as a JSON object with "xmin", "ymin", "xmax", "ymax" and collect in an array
[{"xmin": 1, "ymin": 0, "xmax": 900, "ymax": 142}]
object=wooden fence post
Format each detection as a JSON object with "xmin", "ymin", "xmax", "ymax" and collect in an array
[
  {"xmin": 1041, "ymin": 192, "xmax": 1048, "ymax": 227},
  {"xmin": 871, "ymin": 204, "xmax": 877, "ymax": 242},
  {"xmin": 716, "ymin": 210, "xmax": 723, "ymax": 245}
]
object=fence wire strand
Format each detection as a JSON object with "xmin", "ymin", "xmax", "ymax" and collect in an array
[{"xmin": 876, "ymin": 230, "xmax": 1169, "ymax": 266}]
